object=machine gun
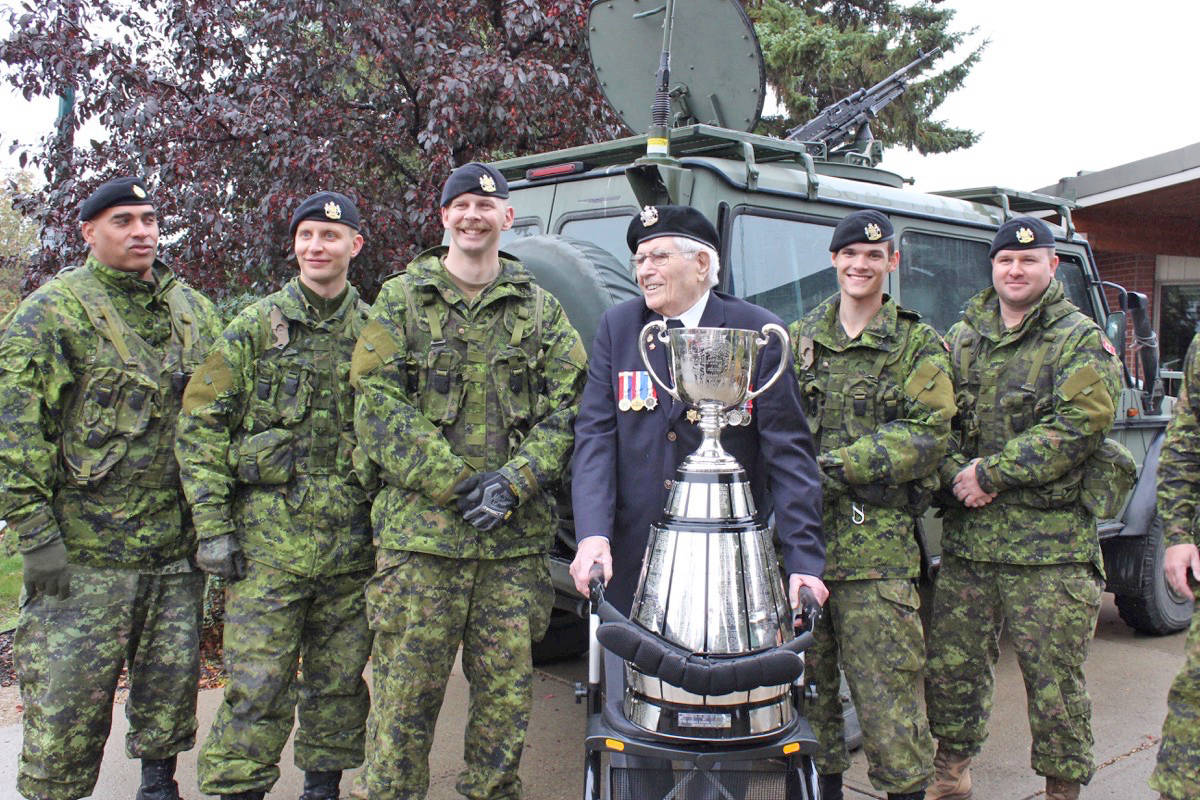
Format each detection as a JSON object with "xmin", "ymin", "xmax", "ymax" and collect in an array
[{"xmin": 785, "ymin": 47, "xmax": 942, "ymax": 165}]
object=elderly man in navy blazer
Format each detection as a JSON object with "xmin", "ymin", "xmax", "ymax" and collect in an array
[{"xmin": 569, "ymin": 204, "xmax": 827, "ymax": 614}]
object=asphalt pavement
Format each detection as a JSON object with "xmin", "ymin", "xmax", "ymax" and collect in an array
[{"xmin": 0, "ymin": 593, "xmax": 1184, "ymax": 799}]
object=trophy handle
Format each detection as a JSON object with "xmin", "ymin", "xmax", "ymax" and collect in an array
[
  {"xmin": 637, "ymin": 320, "xmax": 680, "ymax": 402},
  {"xmin": 745, "ymin": 323, "xmax": 791, "ymax": 402}
]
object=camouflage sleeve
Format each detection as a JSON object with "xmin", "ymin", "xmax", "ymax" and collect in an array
[
  {"xmin": 837, "ymin": 323, "xmax": 955, "ymax": 486},
  {"xmin": 937, "ymin": 320, "xmax": 975, "ymax": 486},
  {"xmin": 977, "ymin": 324, "xmax": 1121, "ymax": 493},
  {"xmin": 497, "ymin": 294, "xmax": 588, "ymax": 503},
  {"xmin": 0, "ymin": 291, "xmax": 79, "ymax": 552},
  {"xmin": 175, "ymin": 306, "xmax": 263, "ymax": 541},
  {"xmin": 1158, "ymin": 332, "xmax": 1200, "ymax": 548},
  {"xmin": 350, "ymin": 280, "xmax": 472, "ymax": 505}
]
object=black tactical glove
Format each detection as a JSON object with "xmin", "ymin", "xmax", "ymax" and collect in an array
[
  {"xmin": 453, "ymin": 472, "xmax": 518, "ymax": 532},
  {"xmin": 22, "ymin": 538, "xmax": 70, "ymax": 600},
  {"xmin": 195, "ymin": 534, "xmax": 247, "ymax": 580}
]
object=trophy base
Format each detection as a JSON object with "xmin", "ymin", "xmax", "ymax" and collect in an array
[{"xmin": 623, "ymin": 681, "xmax": 796, "ymax": 743}]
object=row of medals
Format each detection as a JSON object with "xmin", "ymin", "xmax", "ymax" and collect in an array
[{"xmin": 619, "ymin": 396, "xmax": 752, "ymax": 427}]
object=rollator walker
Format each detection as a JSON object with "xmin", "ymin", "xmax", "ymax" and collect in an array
[{"xmin": 577, "ymin": 322, "xmax": 824, "ymax": 800}]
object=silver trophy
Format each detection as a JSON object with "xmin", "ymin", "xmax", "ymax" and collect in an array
[{"xmin": 626, "ymin": 321, "xmax": 798, "ymax": 742}]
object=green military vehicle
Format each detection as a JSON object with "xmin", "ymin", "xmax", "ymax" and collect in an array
[{"xmin": 485, "ymin": 0, "xmax": 1188, "ymax": 658}]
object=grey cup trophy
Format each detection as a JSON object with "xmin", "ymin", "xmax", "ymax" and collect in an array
[{"xmin": 625, "ymin": 321, "xmax": 799, "ymax": 742}]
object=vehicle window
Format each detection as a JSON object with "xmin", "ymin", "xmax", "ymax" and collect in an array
[
  {"xmin": 559, "ymin": 214, "xmax": 634, "ymax": 266},
  {"xmin": 727, "ymin": 212, "xmax": 836, "ymax": 326},
  {"xmin": 897, "ymin": 232, "xmax": 991, "ymax": 334},
  {"xmin": 1055, "ymin": 253, "xmax": 1095, "ymax": 318},
  {"xmin": 499, "ymin": 219, "xmax": 541, "ymax": 247}
]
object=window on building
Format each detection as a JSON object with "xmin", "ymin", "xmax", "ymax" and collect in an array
[{"xmin": 1159, "ymin": 284, "xmax": 1200, "ymax": 370}]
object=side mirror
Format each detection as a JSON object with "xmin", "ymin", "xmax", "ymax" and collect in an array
[{"xmin": 1105, "ymin": 310, "xmax": 1127, "ymax": 355}]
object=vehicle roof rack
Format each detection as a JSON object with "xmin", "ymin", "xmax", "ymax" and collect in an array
[{"xmin": 934, "ymin": 186, "xmax": 1077, "ymax": 237}]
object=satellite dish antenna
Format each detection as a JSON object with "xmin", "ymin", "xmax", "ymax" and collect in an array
[{"xmin": 587, "ymin": 0, "xmax": 766, "ymax": 135}]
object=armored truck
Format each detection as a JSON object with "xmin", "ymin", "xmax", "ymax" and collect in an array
[{"xmin": 481, "ymin": 0, "xmax": 1188, "ymax": 658}]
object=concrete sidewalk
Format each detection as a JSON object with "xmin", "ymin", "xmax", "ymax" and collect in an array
[{"xmin": 0, "ymin": 595, "xmax": 1183, "ymax": 799}]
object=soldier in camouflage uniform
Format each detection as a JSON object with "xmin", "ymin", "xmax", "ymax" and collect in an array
[
  {"xmin": 351, "ymin": 162, "xmax": 587, "ymax": 800},
  {"xmin": 924, "ymin": 217, "xmax": 1123, "ymax": 800},
  {"xmin": 1150, "ymin": 331, "xmax": 1200, "ymax": 800},
  {"xmin": 176, "ymin": 192, "xmax": 374, "ymax": 800},
  {"xmin": 790, "ymin": 210, "xmax": 952, "ymax": 800},
  {"xmin": 0, "ymin": 177, "xmax": 221, "ymax": 800}
]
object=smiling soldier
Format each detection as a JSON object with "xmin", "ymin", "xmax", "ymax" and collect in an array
[
  {"xmin": 789, "ymin": 210, "xmax": 952, "ymax": 800},
  {"xmin": 176, "ymin": 191, "xmax": 374, "ymax": 800}
]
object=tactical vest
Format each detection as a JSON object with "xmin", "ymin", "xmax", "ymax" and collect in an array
[
  {"xmin": 393, "ymin": 276, "xmax": 547, "ymax": 470},
  {"xmin": 953, "ymin": 299, "xmax": 1097, "ymax": 509},
  {"xmin": 233, "ymin": 297, "xmax": 369, "ymax": 485},
  {"xmin": 57, "ymin": 266, "xmax": 206, "ymax": 489}
]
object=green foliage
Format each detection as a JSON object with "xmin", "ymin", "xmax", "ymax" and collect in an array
[
  {"xmin": 215, "ymin": 291, "xmax": 261, "ymax": 324},
  {"xmin": 748, "ymin": 0, "xmax": 984, "ymax": 154},
  {"xmin": 0, "ymin": 170, "xmax": 38, "ymax": 315},
  {"xmin": 0, "ymin": 552, "xmax": 21, "ymax": 631}
]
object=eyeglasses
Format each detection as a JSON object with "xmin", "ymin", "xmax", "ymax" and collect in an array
[{"xmin": 628, "ymin": 249, "xmax": 697, "ymax": 271}]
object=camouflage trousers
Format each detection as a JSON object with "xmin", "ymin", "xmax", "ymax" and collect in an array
[
  {"xmin": 197, "ymin": 560, "xmax": 373, "ymax": 794},
  {"xmin": 15, "ymin": 564, "xmax": 203, "ymax": 800},
  {"xmin": 1150, "ymin": 602, "xmax": 1200, "ymax": 800},
  {"xmin": 806, "ymin": 578, "xmax": 933, "ymax": 793},
  {"xmin": 363, "ymin": 549, "xmax": 553, "ymax": 800},
  {"xmin": 925, "ymin": 554, "xmax": 1102, "ymax": 784}
]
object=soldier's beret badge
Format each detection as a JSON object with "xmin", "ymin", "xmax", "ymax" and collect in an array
[
  {"xmin": 131, "ymin": 184, "xmax": 147, "ymax": 199},
  {"xmin": 324, "ymin": 201, "xmax": 342, "ymax": 220},
  {"xmin": 640, "ymin": 205, "xmax": 660, "ymax": 226},
  {"xmin": 864, "ymin": 222, "xmax": 882, "ymax": 241},
  {"xmin": 479, "ymin": 173, "xmax": 497, "ymax": 193},
  {"xmin": 1016, "ymin": 227, "xmax": 1035, "ymax": 244}
]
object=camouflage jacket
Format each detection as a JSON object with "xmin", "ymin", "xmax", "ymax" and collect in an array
[
  {"xmin": 1158, "ymin": 332, "xmax": 1200, "ymax": 549},
  {"xmin": 0, "ymin": 255, "xmax": 220, "ymax": 569},
  {"xmin": 791, "ymin": 294, "xmax": 954, "ymax": 580},
  {"xmin": 350, "ymin": 247, "xmax": 587, "ymax": 560},
  {"xmin": 939, "ymin": 281, "xmax": 1122, "ymax": 568},
  {"xmin": 176, "ymin": 278, "xmax": 374, "ymax": 577}
]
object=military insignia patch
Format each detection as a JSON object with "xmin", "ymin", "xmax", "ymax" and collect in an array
[
  {"xmin": 864, "ymin": 222, "xmax": 882, "ymax": 241},
  {"xmin": 640, "ymin": 205, "xmax": 659, "ymax": 226},
  {"xmin": 1016, "ymin": 226, "xmax": 1035, "ymax": 244},
  {"xmin": 131, "ymin": 184, "xmax": 147, "ymax": 199},
  {"xmin": 324, "ymin": 201, "xmax": 343, "ymax": 220},
  {"xmin": 686, "ymin": 408, "xmax": 701, "ymax": 424},
  {"xmin": 479, "ymin": 173, "xmax": 497, "ymax": 193},
  {"xmin": 1101, "ymin": 336, "xmax": 1118, "ymax": 356},
  {"xmin": 618, "ymin": 371, "xmax": 657, "ymax": 412}
]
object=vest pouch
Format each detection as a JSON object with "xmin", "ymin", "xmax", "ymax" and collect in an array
[
  {"xmin": 843, "ymin": 375, "xmax": 878, "ymax": 439},
  {"xmin": 999, "ymin": 388, "xmax": 1038, "ymax": 435},
  {"xmin": 420, "ymin": 346, "xmax": 464, "ymax": 425},
  {"xmin": 1079, "ymin": 437, "xmax": 1137, "ymax": 519},
  {"xmin": 61, "ymin": 367, "xmax": 158, "ymax": 487},
  {"xmin": 235, "ymin": 428, "xmax": 296, "ymax": 485},
  {"xmin": 274, "ymin": 365, "xmax": 313, "ymax": 427},
  {"xmin": 800, "ymin": 376, "xmax": 824, "ymax": 430},
  {"xmin": 875, "ymin": 382, "xmax": 903, "ymax": 424},
  {"xmin": 492, "ymin": 346, "xmax": 535, "ymax": 428}
]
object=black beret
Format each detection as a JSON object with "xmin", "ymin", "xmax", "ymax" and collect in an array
[
  {"xmin": 989, "ymin": 216, "xmax": 1056, "ymax": 258},
  {"xmin": 440, "ymin": 162, "xmax": 509, "ymax": 207},
  {"xmin": 79, "ymin": 177, "xmax": 154, "ymax": 221},
  {"xmin": 289, "ymin": 191, "xmax": 361, "ymax": 239},
  {"xmin": 626, "ymin": 205, "xmax": 719, "ymax": 252},
  {"xmin": 829, "ymin": 209, "xmax": 893, "ymax": 252}
]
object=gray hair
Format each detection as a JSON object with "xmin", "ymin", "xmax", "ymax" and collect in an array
[{"xmin": 673, "ymin": 236, "xmax": 720, "ymax": 287}]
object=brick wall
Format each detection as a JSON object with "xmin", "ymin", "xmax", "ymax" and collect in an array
[{"xmin": 1094, "ymin": 249, "xmax": 1157, "ymax": 372}]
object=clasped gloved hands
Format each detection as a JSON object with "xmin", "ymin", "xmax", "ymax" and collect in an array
[
  {"xmin": 195, "ymin": 533, "xmax": 247, "ymax": 580},
  {"xmin": 23, "ymin": 539, "xmax": 71, "ymax": 600},
  {"xmin": 453, "ymin": 472, "xmax": 517, "ymax": 532}
]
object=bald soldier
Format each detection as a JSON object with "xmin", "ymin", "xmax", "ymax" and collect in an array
[{"xmin": 0, "ymin": 177, "xmax": 221, "ymax": 800}]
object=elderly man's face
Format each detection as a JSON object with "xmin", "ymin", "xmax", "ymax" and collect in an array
[{"xmin": 635, "ymin": 237, "xmax": 710, "ymax": 318}]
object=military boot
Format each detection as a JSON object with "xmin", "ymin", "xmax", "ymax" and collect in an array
[
  {"xmin": 924, "ymin": 745, "xmax": 972, "ymax": 800},
  {"xmin": 1045, "ymin": 777, "xmax": 1081, "ymax": 800},
  {"xmin": 135, "ymin": 756, "xmax": 180, "ymax": 800},
  {"xmin": 817, "ymin": 772, "xmax": 843, "ymax": 800},
  {"xmin": 299, "ymin": 770, "xmax": 343, "ymax": 800}
]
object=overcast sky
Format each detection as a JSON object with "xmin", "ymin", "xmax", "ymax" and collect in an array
[{"xmin": 2, "ymin": 0, "xmax": 1199, "ymax": 193}]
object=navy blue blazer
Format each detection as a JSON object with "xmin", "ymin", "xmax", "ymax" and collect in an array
[{"xmin": 572, "ymin": 291, "xmax": 825, "ymax": 615}]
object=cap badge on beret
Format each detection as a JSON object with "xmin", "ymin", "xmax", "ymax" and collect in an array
[
  {"xmin": 324, "ymin": 201, "xmax": 342, "ymax": 221},
  {"xmin": 640, "ymin": 206, "xmax": 659, "ymax": 227},
  {"xmin": 131, "ymin": 184, "xmax": 147, "ymax": 199},
  {"xmin": 1015, "ymin": 227, "xmax": 1035, "ymax": 244},
  {"xmin": 865, "ymin": 223, "xmax": 882, "ymax": 241},
  {"xmin": 479, "ymin": 173, "xmax": 497, "ymax": 193}
]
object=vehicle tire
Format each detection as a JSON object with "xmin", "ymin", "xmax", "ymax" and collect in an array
[{"xmin": 1113, "ymin": 515, "xmax": 1194, "ymax": 635}]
